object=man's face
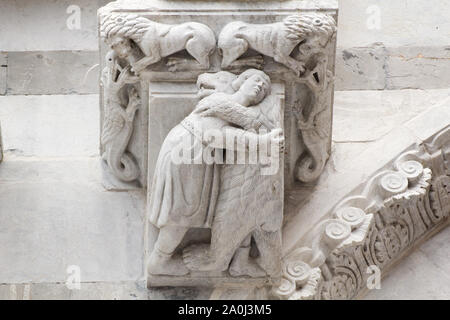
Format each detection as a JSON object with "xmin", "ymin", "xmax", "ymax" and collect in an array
[
  {"xmin": 240, "ymin": 74, "xmax": 269, "ymax": 105},
  {"xmin": 110, "ymin": 36, "xmax": 132, "ymax": 59}
]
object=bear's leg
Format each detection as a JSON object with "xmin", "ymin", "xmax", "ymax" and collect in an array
[
  {"xmin": 252, "ymin": 229, "xmax": 283, "ymax": 277},
  {"xmin": 183, "ymin": 215, "xmax": 250, "ymax": 272},
  {"xmin": 229, "ymin": 235, "xmax": 266, "ymax": 278}
]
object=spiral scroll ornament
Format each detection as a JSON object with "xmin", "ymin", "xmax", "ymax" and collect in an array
[
  {"xmin": 273, "ymin": 277, "xmax": 296, "ymax": 299},
  {"xmin": 380, "ymin": 172, "xmax": 408, "ymax": 198},
  {"xmin": 397, "ymin": 160, "xmax": 423, "ymax": 183},
  {"xmin": 335, "ymin": 207, "xmax": 366, "ymax": 229},
  {"xmin": 284, "ymin": 260, "xmax": 311, "ymax": 286},
  {"xmin": 324, "ymin": 219, "xmax": 352, "ymax": 246}
]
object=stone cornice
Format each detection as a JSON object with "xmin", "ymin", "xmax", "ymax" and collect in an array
[{"xmin": 99, "ymin": 0, "xmax": 339, "ymax": 14}]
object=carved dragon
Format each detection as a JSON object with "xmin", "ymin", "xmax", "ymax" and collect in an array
[
  {"xmin": 296, "ymin": 52, "xmax": 333, "ymax": 182},
  {"xmin": 100, "ymin": 50, "xmax": 140, "ymax": 182}
]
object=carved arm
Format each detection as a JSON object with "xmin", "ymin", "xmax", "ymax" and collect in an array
[
  {"xmin": 205, "ymin": 127, "xmax": 284, "ymax": 155},
  {"xmin": 195, "ymin": 100, "xmax": 272, "ymax": 131}
]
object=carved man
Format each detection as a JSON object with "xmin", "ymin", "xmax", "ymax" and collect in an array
[{"xmin": 147, "ymin": 69, "xmax": 283, "ymax": 276}]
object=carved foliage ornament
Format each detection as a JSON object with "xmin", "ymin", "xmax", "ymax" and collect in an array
[{"xmin": 273, "ymin": 128, "xmax": 450, "ymax": 299}]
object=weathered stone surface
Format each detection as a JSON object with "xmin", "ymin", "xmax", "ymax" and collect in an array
[
  {"xmin": 0, "ymin": 0, "xmax": 112, "ymax": 51},
  {"xmin": 6, "ymin": 51, "xmax": 99, "ymax": 95},
  {"xmin": 333, "ymin": 88, "xmax": 450, "ymax": 142},
  {"xmin": 0, "ymin": 53, "xmax": 6, "ymax": 95},
  {"xmin": 0, "ymin": 281, "xmax": 148, "ymax": 300},
  {"xmin": 0, "ymin": 94, "xmax": 99, "ymax": 157},
  {"xmin": 386, "ymin": 46, "xmax": 450, "ymax": 90},
  {"xmin": 336, "ymin": 45, "xmax": 450, "ymax": 91},
  {"xmin": 0, "ymin": 280, "xmax": 212, "ymax": 300},
  {"xmin": 404, "ymin": 97, "xmax": 450, "ymax": 141},
  {"xmin": 0, "ymin": 158, "xmax": 146, "ymax": 284},
  {"xmin": 0, "ymin": 122, "xmax": 3, "ymax": 163},
  {"xmin": 284, "ymin": 125, "xmax": 420, "ymax": 251},
  {"xmin": 337, "ymin": 0, "xmax": 450, "ymax": 49},
  {"xmin": 335, "ymin": 45, "xmax": 386, "ymax": 90}
]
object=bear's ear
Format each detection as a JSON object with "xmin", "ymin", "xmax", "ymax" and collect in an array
[
  {"xmin": 231, "ymin": 78, "xmax": 241, "ymax": 91},
  {"xmin": 231, "ymin": 74, "xmax": 250, "ymax": 91}
]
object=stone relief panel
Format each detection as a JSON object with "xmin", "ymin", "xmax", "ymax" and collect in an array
[
  {"xmin": 146, "ymin": 69, "xmax": 285, "ymax": 286},
  {"xmin": 99, "ymin": 9, "xmax": 337, "ymax": 187},
  {"xmin": 98, "ymin": 2, "xmax": 338, "ymax": 288}
]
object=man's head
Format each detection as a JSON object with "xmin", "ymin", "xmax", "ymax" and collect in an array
[{"xmin": 232, "ymin": 69, "xmax": 271, "ymax": 106}]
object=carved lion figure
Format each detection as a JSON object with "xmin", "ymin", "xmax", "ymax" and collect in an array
[
  {"xmin": 100, "ymin": 13, "xmax": 216, "ymax": 73},
  {"xmin": 218, "ymin": 13, "xmax": 336, "ymax": 76}
]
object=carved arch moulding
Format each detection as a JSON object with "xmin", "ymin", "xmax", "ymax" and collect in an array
[
  {"xmin": 98, "ymin": 0, "xmax": 339, "ymax": 288},
  {"xmin": 272, "ymin": 126, "xmax": 450, "ymax": 300}
]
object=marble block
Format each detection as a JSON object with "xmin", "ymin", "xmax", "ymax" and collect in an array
[{"xmin": 98, "ymin": 0, "xmax": 338, "ymax": 288}]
